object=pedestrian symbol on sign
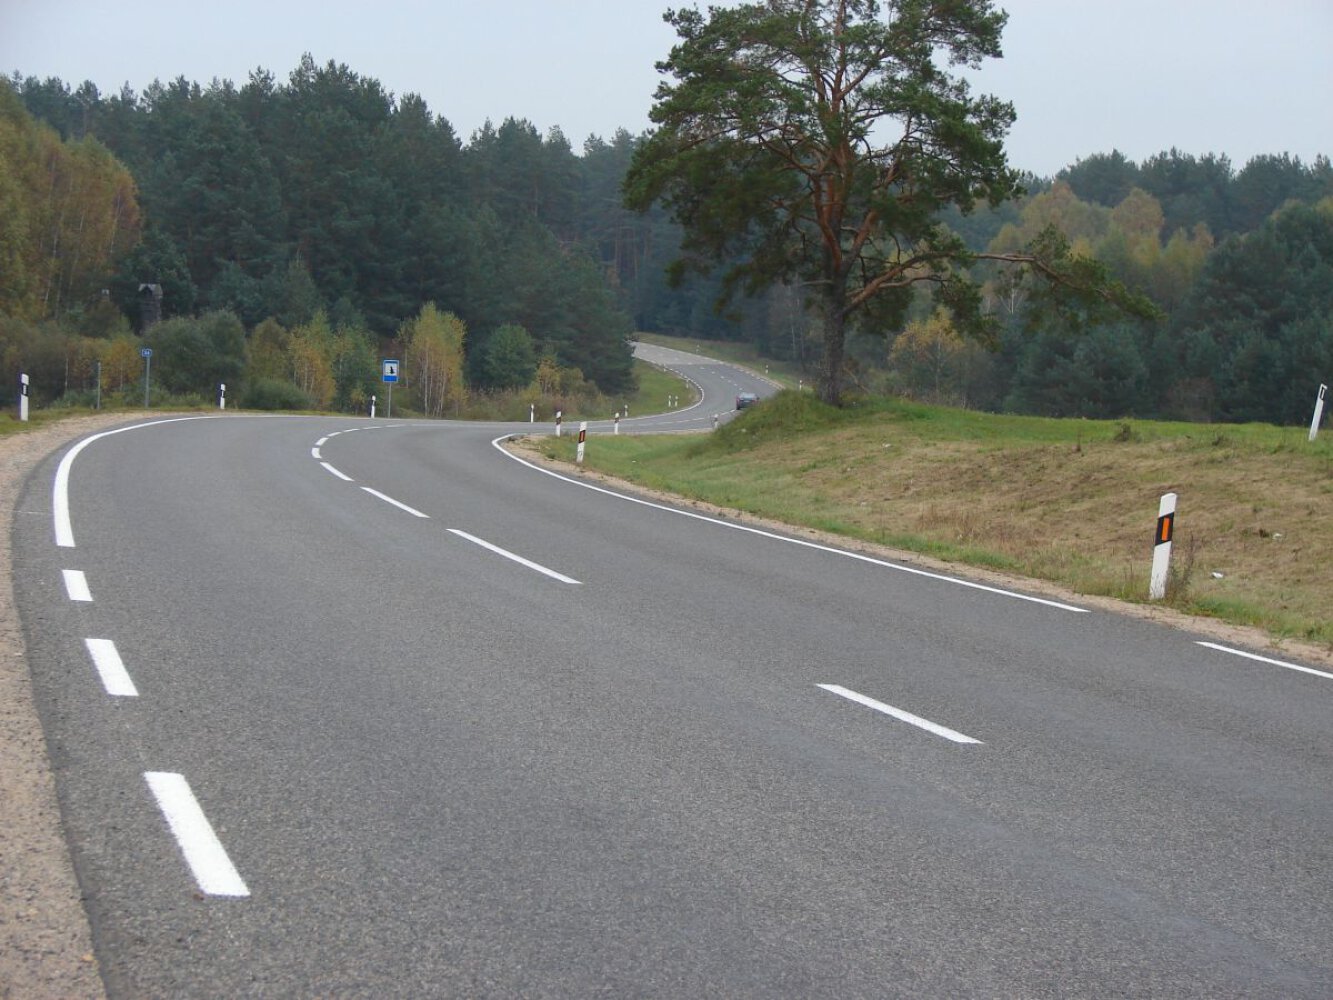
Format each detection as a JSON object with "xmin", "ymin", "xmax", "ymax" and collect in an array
[{"xmin": 382, "ymin": 360, "xmax": 400, "ymax": 383}]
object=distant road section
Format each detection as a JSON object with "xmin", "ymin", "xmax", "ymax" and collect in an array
[{"xmin": 630, "ymin": 340, "xmax": 778, "ymax": 429}]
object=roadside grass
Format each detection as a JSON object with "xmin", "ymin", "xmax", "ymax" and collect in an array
[
  {"xmin": 534, "ymin": 390, "xmax": 1333, "ymax": 648},
  {"xmin": 0, "ymin": 408, "xmax": 96, "ymax": 437},
  {"xmin": 626, "ymin": 359, "xmax": 699, "ymax": 415}
]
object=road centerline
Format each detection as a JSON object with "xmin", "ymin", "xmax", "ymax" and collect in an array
[
  {"xmin": 63, "ymin": 569, "xmax": 92, "ymax": 602},
  {"xmin": 84, "ymin": 638, "xmax": 138, "ymax": 697},
  {"xmin": 143, "ymin": 772, "xmax": 249, "ymax": 898},
  {"xmin": 818, "ymin": 684, "xmax": 983, "ymax": 744},
  {"xmin": 448, "ymin": 528, "xmax": 582, "ymax": 584},
  {"xmin": 360, "ymin": 487, "xmax": 430, "ymax": 518}
]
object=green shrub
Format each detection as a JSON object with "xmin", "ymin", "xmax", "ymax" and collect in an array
[{"xmin": 240, "ymin": 378, "xmax": 313, "ymax": 411}]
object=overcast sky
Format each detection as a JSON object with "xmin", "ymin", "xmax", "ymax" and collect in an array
[{"xmin": 2, "ymin": 0, "xmax": 1329, "ymax": 177}]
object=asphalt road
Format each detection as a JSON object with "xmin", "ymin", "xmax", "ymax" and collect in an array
[{"xmin": 12, "ymin": 351, "xmax": 1332, "ymax": 998}]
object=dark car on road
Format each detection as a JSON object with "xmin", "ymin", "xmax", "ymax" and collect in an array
[{"xmin": 735, "ymin": 391, "xmax": 759, "ymax": 410}]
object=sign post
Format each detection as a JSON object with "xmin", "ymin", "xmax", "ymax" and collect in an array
[
  {"xmin": 381, "ymin": 359, "xmax": 399, "ymax": 419},
  {"xmin": 141, "ymin": 348, "xmax": 152, "ymax": 408},
  {"xmin": 1310, "ymin": 383, "xmax": 1327, "ymax": 442}
]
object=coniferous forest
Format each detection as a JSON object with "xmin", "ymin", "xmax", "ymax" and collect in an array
[{"xmin": 2, "ymin": 57, "xmax": 1331, "ymax": 423}]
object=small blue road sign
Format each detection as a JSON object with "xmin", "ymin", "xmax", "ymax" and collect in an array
[
  {"xmin": 382, "ymin": 359, "xmax": 400, "ymax": 383},
  {"xmin": 140, "ymin": 348, "xmax": 153, "ymax": 359}
]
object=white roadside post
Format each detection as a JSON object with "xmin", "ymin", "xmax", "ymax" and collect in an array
[
  {"xmin": 18, "ymin": 373, "xmax": 29, "ymax": 421},
  {"xmin": 1310, "ymin": 383, "xmax": 1327, "ymax": 442},
  {"xmin": 576, "ymin": 421, "xmax": 587, "ymax": 465},
  {"xmin": 530, "ymin": 403, "xmax": 535, "ymax": 424},
  {"xmin": 370, "ymin": 395, "xmax": 376, "ymax": 418},
  {"xmin": 614, "ymin": 411, "xmax": 621, "ymax": 435},
  {"xmin": 555, "ymin": 410, "xmax": 563, "ymax": 437},
  {"xmin": 713, "ymin": 413, "xmax": 719, "ymax": 430},
  {"xmin": 219, "ymin": 383, "xmax": 226, "ymax": 410},
  {"xmin": 1149, "ymin": 492, "xmax": 1178, "ymax": 601}
]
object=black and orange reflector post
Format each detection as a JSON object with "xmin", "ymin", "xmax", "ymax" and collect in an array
[
  {"xmin": 576, "ymin": 421, "xmax": 587, "ymax": 465},
  {"xmin": 1149, "ymin": 492, "xmax": 1178, "ymax": 600}
]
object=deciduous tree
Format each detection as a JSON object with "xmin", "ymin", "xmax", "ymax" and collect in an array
[
  {"xmin": 401, "ymin": 303, "xmax": 466, "ymax": 417},
  {"xmin": 288, "ymin": 311, "xmax": 336, "ymax": 408}
]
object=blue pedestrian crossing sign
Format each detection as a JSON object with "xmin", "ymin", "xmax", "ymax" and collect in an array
[{"xmin": 382, "ymin": 359, "xmax": 400, "ymax": 383}]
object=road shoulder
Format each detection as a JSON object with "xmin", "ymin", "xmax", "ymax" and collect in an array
[{"xmin": 1, "ymin": 413, "xmax": 143, "ymax": 1000}]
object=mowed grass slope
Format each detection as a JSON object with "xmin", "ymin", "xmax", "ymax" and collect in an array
[{"xmin": 536, "ymin": 391, "xmax": 1333, "ymax": 648}]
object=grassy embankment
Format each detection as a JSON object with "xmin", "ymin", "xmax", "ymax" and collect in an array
[{"xmin": 538, "ymin": 343, "xmax": 1333, "ymax": 649}]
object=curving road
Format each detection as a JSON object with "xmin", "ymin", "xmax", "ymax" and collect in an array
[{"xmin": 12, "ymin": 348, "xmax": 1332, "ymax": 997}]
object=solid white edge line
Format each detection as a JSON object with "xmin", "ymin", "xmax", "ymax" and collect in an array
[
  {"xmin": 143, "ymin": 772, "xmax": 250, "ymax": 898},
  {"xmin": 63, "ymin": 569, "xmax": 92, "ymax": 602},
  {"xmin": 360, "ymin": 487, "xmax": 430, "ymax": 518},
  {"xmin": 448, "ymin": 528, "xmax": 582, "ymax": 585},
  {"xmin": 1196, "ymin": 641, "xmax": 1333, "ymax": 681},
  {"xmin": 54, "ymin": 417, "xmax": 212, "ymax": 548},
  {"xmin": 84, "ymin": 638, "xmax": 138, "ymax": 697},
  {"xmin": 492, "ymin": 435, "xmax": 1087, "ymax": 613},
  {"xmin": 321, "ymin": 462, "xmax": 354, "ymax": 482},
  {"xmin": 818, "ymin": 684, "xmax": 983, "ymax": 744}
]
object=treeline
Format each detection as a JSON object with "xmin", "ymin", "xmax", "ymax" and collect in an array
[
  {"xmin": 2, "ymin": 58, "xmax": 672, "ymax": 411},
  {"xmin": 0, "ymin": 83, "xmax": 140, "ymax": 322},
  {"xmin": 4, "ymin": 60, "xmax": 1331, "ymax": 425},
  {"xmin": 877, "ymin": 150, "xmax": 1333, "ymax": 423}
]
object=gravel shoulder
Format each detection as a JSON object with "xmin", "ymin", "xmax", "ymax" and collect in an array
[{"xmin": 0, "ymin": 413, "xmax": 145, "ymax": 1000}]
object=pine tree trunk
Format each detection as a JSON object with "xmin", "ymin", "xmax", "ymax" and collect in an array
[{"xmin": 818, "ymin": 281, "xmax": 848, "ymax": 407}]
